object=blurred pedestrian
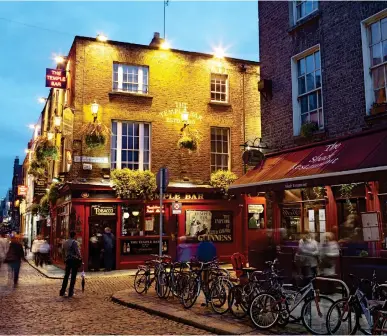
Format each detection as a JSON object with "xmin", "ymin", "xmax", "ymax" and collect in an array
[
  {"xmin": 60, "ymin": 231, "xmax": 82, "ymax": 297},
  {"xmin": 102, "ymin": 227, "xmax": 115, "ymax": 271},
  {"xmin": 89, "ymin": 231, "xmax": 101, "ymax": 271},
  {"xmin": 297, "ymin": 231, "xmax": 319, "ymax": 281},
  {"xmin": 0, "ymin": 233, "xmax": 9, "ymax": 268},
  {"xmin": 39, "ymin": 239, "xmax": 50, "ymax": 267},
  {"xmin": 31, "ymin": 236, "xmax": 43, "ymax": 267},
  {"xmin": 320, "ymin": 232, "xmax": 339, "ymax": 276},
  {"xmin": 4, "ymin": 235, "xmax": 25, "ymax": 287},
  {"xmin": 197, "ymin": 235, "xmax": 217, "ymax": 263}
]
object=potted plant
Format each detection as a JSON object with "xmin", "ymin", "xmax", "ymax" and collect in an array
[
  {"xmin": 28, "ymin": 159, "xmax": 48, "ymax": 178},
  {"xmin": 300, "ymin": 121, "xmax": 319, "ymax": 138},
  {"xmin": 81, "ymin": 122, "xmax": 110, "ymax": 150},
  {"xmin": 111, "ymin": 168, "xmax": 157, "ymax": 199},
  {"xmin": 35, "ymin": 136, "xmax": 59, "ymax": 161},
  {"xmin": 178, "ymin": 135, "xmax": 197, "ymax": 151},
  {"xmin": 210, "ymin": 170, "xmax": 238, "ymax": 194}
]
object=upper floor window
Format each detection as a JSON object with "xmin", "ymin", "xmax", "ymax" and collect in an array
[
  {"xmin": 111, "ymin": 121, "xmax": 150, "ymax": 170},
  {"xmin": 291, "ymin": 46, "xmax": 323, "ymax": 135},
  {"xmin": 211, "ymin": 74, "xmax": 228, "ymax": 103},
  {"xmin": 210, "ymin": 127, "xmax": 230, "ymax": 173},
  {"xmin": 369, "ymin": 18, "xmax": 387, "ymax": 103},
  {"xmin": 294, "ymin": 0, "xmax": 318, "ymax": 22},
  {"xmin": 113, "ymin": 64, "xmax": 149, "ymax": 94}
]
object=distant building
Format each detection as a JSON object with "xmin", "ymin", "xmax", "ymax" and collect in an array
[{"xmin": 10, "ymin": 157, "xmax": 22, "ymax": 232}]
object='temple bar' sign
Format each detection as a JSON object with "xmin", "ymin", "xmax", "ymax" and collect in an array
[{"xmin": 45, "ymin": 68, "xmax": 67, "ymax": 89}]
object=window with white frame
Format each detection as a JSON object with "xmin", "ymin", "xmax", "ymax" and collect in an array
[
  {"xmin": 111, "ymin": 121, "xmax": 150, "ymax": 170},
  {"xmin": 113, "ymin": 63, "xmax": 149, "ymax": 94},
  {"xmin": 294, "ymin": 0, "xmax": 318, "ymax": 22},
  {"xmin": 210, "ymin": 127, "xmax": 230, "ymax": 172},
  {"xmin": 369, "ymin": 17, "xmax": 387, "ymax": 104},
  {"xmin": 211, "ymin": 74, "xmax": 228, "ymax": 102},
  {"xmin": 293, "ymin": 48, "xmax": 323, "ymax": 129}
]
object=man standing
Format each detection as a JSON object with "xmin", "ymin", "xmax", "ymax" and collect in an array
[
  {"xmin": 102, "ymin": 227, "xmax": 115, "ymax": 271},
  {"xmin": 60, "ymin": 231, "xmax": 81, "ymax": 297}
]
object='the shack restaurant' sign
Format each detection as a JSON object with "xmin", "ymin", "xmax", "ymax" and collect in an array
[{"xmin": 45, "ymin": 68, "xmax": 67, "ymax": 89}]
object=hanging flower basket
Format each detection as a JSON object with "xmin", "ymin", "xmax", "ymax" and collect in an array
[
  {"xmin": 28, "ymin": 159, "xmax": 48, "ymax": 178},
  {"xmin": 111, "ymin": 169, "xmax": 157, "ymax": 199},
  {"xmin": 178, "ymin": 135, "xmax": 197, "ymax": 151},
  {"xmin": 35, "ymin": 137, "xmax": 59, "ymax": 161},
  {"xmin": 81, "ymin": 122, "xmax": 110, "ymax": 150},
  {"xmin": 210, "ymin": 170, "xmax": 238, "ymax": 194}
]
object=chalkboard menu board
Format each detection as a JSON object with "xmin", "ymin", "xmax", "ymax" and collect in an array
[{"xmin": 121, "ymin": 239, "xmax": 168, "ymax": 255}]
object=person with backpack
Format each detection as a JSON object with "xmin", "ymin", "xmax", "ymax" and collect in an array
[{"xmin": 60, "ymin": 231, "xmax": 82, "ymax": 297}]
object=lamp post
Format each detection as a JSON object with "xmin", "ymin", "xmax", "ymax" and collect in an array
[{"xmin": 91, "ymin": 101, "xmax": 99, "ymax": 122}]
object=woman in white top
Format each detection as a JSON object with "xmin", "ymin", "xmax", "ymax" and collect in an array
[{"xmin": 298, "ymin": 231, "xmax": 319, "ymax": 280}]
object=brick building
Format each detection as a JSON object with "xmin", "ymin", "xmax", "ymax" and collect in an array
[
  {"xmin": 35, "ymin": 33, "xmax": 260, "ymax": 269},
  {"xmin": 231, "ymin": 2, "xmax": 387, "ymax": 273}
]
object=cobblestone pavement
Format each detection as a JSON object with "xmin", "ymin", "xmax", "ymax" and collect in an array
[{"xmin": 0, "ymin": 262, "xmax": 210, "ymax": 335}]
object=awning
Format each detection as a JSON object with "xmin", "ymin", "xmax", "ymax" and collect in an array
[{"xmin": 231, "ymin": 127, "xmax": 387, "ymax": 192}]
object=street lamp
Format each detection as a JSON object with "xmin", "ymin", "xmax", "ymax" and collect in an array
[
  {"xmin": 47, "ymin": 131, "xmax": 54, "ymax": 141},
  {"xmin": 160, "ymin": 40, "xmax": 171, "ymax": 50},
  {"xmin": 54, "ymin": 55, "xmax": 65, "ymax": 64},
  {"xmin": 54, "ymin": 116, "xmax": 62, "ymax": 128},
  {"xmin": 91, "ymin": 101, "xmax": 99, "ymax": 121},
  {"xmin": 38, "ymin": 97, "xmax": 47, "ymax": 104},
  {"xmin": 213, "ymin": 47, "xmax": 225, "ymax": 59},
  {"xmin": 180, "ymin": 110, "xmax": 189, "ymax": 132}
]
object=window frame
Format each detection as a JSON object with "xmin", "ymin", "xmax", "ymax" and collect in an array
[
  {"xmin": 292, "ymin": 0, "xmax": 318, "ymax": 24},
  {"xmin": 210, "ymin": 73, "xmax": 229, "ymax": 103},
  {"xmin": 291, "ymin": 44, "xmax": 323, "ymax": 136},
  {"xmin": 112, "ymin": 63, "xmax": 149, "ymax": 94},
  {"xmin": 210, "ymin": 126, "xmax": 231, "ymax": 173},
  {"xmin": 111, "ymin": 121, "xmax": 151, "ymax": 171},
  {"xmin": 361, "ymin": 9, "xmax": 387, "ymax": 114}
]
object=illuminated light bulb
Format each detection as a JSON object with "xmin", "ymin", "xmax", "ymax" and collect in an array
[
  {"xmin": 96, "ymin": 34, "xmax": 108, "ymax": 42},
  {"xmin": 123, "ymin": 212, "xmax": 130, "ymax": 219},
  {"xmin": 28, "ymin": 124, "xmax": 36, "ymax": 130},
  {"xmin": 47, "ymin": 132, "xmax": 54, "ymax": 141},
  {"xmin": 132, "ymin": 211, "xmax": 140, "ymax": 217},
  {"xmin": 213, "ymin": 47, "xmax": 225, "ymax": 59},
  {"xmin": 54, "ymin": 116, "xmax": 62, "ymax": 127},
  {"xmin": 160, "ymin": 40, "xmax": 171, "ymax": 50},
  {"xmin": 38, "ymin": 97, "xmax": 47, "ymax": 103},
  {"xmin": 54, "ymin": 56, "xmax": 65, "ymax": 64}
]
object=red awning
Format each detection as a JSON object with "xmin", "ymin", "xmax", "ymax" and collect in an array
[{"xmin": 231, "ymin": 127, "xmax": 387, "ymax": 192}]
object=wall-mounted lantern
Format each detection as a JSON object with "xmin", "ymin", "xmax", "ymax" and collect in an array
[
  {"xmin": 91, "ymin": 101, "xmax": 99, "ymax": 121},
  {"xmin": 180, "ymin": 110, "xmax": 189, "ymax": 132},
  {"xmin": 54, "ymin": 116, "xmax": 62, "ymax": 128}
]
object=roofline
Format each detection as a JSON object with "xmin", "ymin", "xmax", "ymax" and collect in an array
[{"xmin": 73, "ymin": 35, "xmax": 260, "ymax": 65}]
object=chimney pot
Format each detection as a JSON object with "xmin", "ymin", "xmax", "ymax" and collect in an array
[
  {"xmin": 154, "ymin": 32, "xmax": 160, "ymax": 38},
  {"xmin": 149, "ymin": 32, "xmax": 163, "ymax": 47}
]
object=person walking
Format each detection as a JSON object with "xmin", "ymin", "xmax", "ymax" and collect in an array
[
  {"xmin": 4, "ymin": 235, "xmax": 25, "ymax": 287},
  {"xmin": 320, "ymin": 232, "xmax": 339, "ymax": 276},
  {"xmin": 60, "ymin": 231, "xmax": 82, "ymax": 297},
  {"xmin": 39, "ymin": 239, "xmax": 50, "ymax": 267},
  {"xmin": 297, "ymin": 231, "xmax": 319, "ymax": 282},
  {"xmin": 102, "ymin": 227, "xmax": 115, "ymax": 271},
  {"xmin": 31, "ymin": 236, "xmax": 43, "ymax": 267},
  {"xmin": 0, "ymin": 233, "xmax": 9, "ymax": 268}
]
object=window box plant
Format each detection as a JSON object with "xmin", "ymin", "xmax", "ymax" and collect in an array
[
  {"xmin": 300, "ymin": 121, "xmax": 319, "ymax": 138},
  {"xmin": 111, "ymin": 168, "xmax": 157, "ymax": 199},
  {"xmin": 210, "ymin": 170, "xmax": 238, "ymax": 194}
]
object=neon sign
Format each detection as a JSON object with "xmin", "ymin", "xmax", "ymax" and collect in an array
[{"xmin": 45, "ymin": 68, "xmax": 67, "ymax": 89}]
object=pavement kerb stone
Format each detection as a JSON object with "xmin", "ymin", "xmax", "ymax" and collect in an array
[
  {"xmin": 25, "ymin": 259, "xmax": 64, "ymax": 280},
  {"xmin": 111, "ymin": 294, "xmax": 232, "ymax": 335}
]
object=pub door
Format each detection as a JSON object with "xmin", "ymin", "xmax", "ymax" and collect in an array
[{"xmin": 88, "ymin": 217, "xmax": 117, "ymax": 271}]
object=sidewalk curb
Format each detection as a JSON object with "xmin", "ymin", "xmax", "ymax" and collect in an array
[
  {"xmin": 25, "ymin": 259, "xmax": 63, "ymax": 280},
  {"xmin": 111, "ymin": 295, "xmax": 231, "ymax": 335}
]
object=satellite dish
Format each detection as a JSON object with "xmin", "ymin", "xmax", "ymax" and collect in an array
[{"xmin": 242, "ymin": 149, "xmax": 265, "ymax": 165}]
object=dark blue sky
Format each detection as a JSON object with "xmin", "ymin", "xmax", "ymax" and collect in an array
[{"xmin": 0, "ymin": 1, "xmax": 259, "ymax": 197}]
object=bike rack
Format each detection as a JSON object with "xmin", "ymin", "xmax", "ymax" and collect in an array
[{"xmin": 315, "ymin": 276, "xmax": 350, "ymax": 298}]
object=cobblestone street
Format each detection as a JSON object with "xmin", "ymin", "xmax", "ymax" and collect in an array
[{"xmin": 0, "ymin": 262, "xmax": 209, "ymax": 335}]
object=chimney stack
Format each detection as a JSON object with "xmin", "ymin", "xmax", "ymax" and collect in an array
[{"xmin": 149, "ymin": 32, "xmax": 164, "ymax": 47}]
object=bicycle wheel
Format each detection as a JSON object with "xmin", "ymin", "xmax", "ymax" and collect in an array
[
  {"xmin": 181, "ymin": 275, "xmax": 200, "ymax": 309},
  {"xmin": 301, "ymin": 295, "xmax": 335, "ymax": 335},
  {"xmin": 326, "ymin": 298, "xmax": 359, "ymax": 335},
  {"xmin": 210, "ymin": 278, "xmax": 232, "ymax": 315},
  {"xmin": 156, "ymin": 270, "xmax": 170, "ymax": 298},
  {"xmin": 228, "ymin": 285, "xmax": 248, "ymax": 319},
  {"xmin": 134, "ymin": 269, "xmax": 148, "ymax": 294},
  {"xmin": 249, "ymin": 292, "xmax": 280, "ymax": 330}
]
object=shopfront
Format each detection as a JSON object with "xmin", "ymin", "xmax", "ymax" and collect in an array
[
  {"xmin": 230, "ymin": 127, "xmax": 387, "ymax": 264},
  {"xmin": 51, "ymin": 184, "xmax": 244, "ymax": 270}
]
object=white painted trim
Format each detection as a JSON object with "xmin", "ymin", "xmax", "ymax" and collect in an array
[
  {"xmin": 116, "ymin": 122, "xmax": 122, "ymax": 169},
  {"xmin": 361, "ymin": 9, "xmax": 387, "ymax": 115},
  {"xmin": 139, "ymin": 124, "xmax": 144, "ymax": 171},
  {"xmin": 291, "ymin": 44, "xmax": 321, "ymax": 136},
  {"xmin": 229, "ymin": 165, "xmax": 387, "ymax": 190}
]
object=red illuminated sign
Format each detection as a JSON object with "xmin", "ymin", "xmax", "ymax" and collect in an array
[
  {"xmin": 45, "ymin": 68, "xmax": 67, "ymax": 89},
  {"xmin": 17, "ymin": 185, "xmax": 28, "ymax": 196}
]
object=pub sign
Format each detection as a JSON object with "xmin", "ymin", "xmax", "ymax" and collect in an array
[{"xmin": 45, "ymin": 68, "xmax": 67, "ymax": 89}]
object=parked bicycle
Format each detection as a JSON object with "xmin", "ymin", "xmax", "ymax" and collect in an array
[{"xmin": 326, "ymin": 273, "xmax": 387, "ymax": 335}]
